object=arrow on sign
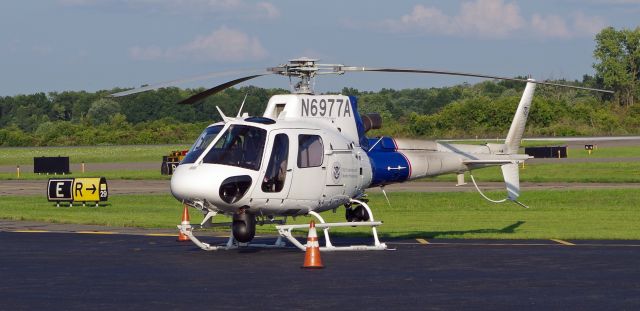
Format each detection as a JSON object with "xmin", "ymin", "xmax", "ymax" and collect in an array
[{"xmin": 87, "ymin": 184, "xmax": 97, "ymax": 194}]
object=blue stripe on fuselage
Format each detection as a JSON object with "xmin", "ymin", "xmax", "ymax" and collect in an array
[
  {"xmin": 349, "ymin": 96, "xmax": 370, "ymax": 150},
  {"xmin": 367, "ymin": 137, "xmax": 410, "ymax": 186}
]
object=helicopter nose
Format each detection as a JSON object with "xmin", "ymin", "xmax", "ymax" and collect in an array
[
  {"xmin": 170, "ymin": 164, "xmax": 254, "ymax": 205},
  {"xmin": 170, "ymin": 165, "xmax": 213, "ymax": 201}
]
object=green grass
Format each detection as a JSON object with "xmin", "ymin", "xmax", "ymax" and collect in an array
[
  {"xmin": 426, "ymin": 161, "xmax": 640, "ymax": 183},
  {"xmin": 0, "ymin": 194, "xmax": 187, "ymax": 228},
  {"xmin": 1, "ymin": 144, "xmax": 639, "ymax": 182},
  {"xmin": 0, "ymin": 144, "xmax": 190, "ymax": 165},
  {"xmin": 566, "ymin": 146, "xmax": 640, "ymax": 159},
  {"xmin": 2, "ymin": 190, "xmax": 639, "ymax": 239},
  {"xmin": 2, "ymin": 144, "xmax": 637, "ymax": 167},
  {"xmin": 6, "ymin": 162, "xmax": 640, "ymax": 184},
  {"xmin": 443, "ymin": 141, "xmax": 640, "ymax": 157},
  {"xmin": 3, "ymin": 161, "xmax": 640, "ymax": 182},
  {"xmin": 444, "ymin": 140, "xmax": 570, "ymax": 147},
  {"xmin": 1, "ymin": 169, "xmax": 170, "ymax": 180}
]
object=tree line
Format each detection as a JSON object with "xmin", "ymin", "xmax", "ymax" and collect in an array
[{"xmin": 1, "ymin": 26, "xmax": 638, "ymax": 147}]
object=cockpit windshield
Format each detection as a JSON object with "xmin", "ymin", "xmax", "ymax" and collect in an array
[
  {"xmin": 181, "ymin": 125, "xmax": 224, "ymax": 164},
  {"xmin": 202, "ymin": 125, "xmax": 267, "ymax": 170}
]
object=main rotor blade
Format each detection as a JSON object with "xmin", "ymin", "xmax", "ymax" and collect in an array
[
  {"xmin": 339, "ymin": 67, "xmax": 614, "ymax": 93},
  {"xmin": 110, "ymin": 69, "xmax": 266, "ymax": 97},
  {"xmin": 177, "ymin": 74, "xmax": 271, "ymax": 105}
]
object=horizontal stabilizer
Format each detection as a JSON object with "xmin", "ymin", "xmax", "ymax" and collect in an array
[{"xmin": 463, "ymin": 160, "xmax": 516, "ymax": 165}]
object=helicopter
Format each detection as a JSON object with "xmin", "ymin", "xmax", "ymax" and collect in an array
[{"xmin": 113, "ymin": 58, "xmax": 612, "ymax": 251}]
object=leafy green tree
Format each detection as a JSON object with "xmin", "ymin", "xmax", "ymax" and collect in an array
[
  {"xmin": 87, "ymin": 98, "xmax": 121, "ymax": 125},
  {"xmin": 593, "ymin": 26, "xmax": 640, "ymax": 106}
]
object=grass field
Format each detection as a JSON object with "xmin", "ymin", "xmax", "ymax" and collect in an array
[
  {"xmin": 1, "ymin": 144, "xmax": 637, "ymax": 167},
  {"xmin": 2, "ymin": 189, "xmax": 639, "ymax": 239},
  {"xmin": 0, "ymin": 144, "xmax": 190, "ymax": 165},
  {"xmin": 1, "ymin": 143, "xmax": 638, "ymax": 182},
  {"xmin": 428, "ymin": 161, "xmax": 640, "ymax": 183},
  {"xmin": 3, "ymin": 161, "xmax": 640, "ymax": 182},
  {"xmin": 562, "ymin": 145, "xmax": 640, "ymax": 159},
  {"xmin": 0, "ymin": 169, "xmax": 171, "ymax": 181},
  {"xmin": 449, "ymin": 141, "xmax": 639, "ymax": 158}
]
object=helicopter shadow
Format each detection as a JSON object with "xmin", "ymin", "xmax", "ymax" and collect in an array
[{"xmin": 389, "ymin": 220, "xmax": 526, "ymax": 240}]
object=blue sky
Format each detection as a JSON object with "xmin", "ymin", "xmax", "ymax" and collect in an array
[{"xmin": 1, "ymin": 0, "xmax": 639, "ymax": 96}]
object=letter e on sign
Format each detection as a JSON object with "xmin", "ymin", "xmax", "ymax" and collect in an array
[{"xmin": 47, "ymin": 178, "xmax": 73, "ymax": 201}]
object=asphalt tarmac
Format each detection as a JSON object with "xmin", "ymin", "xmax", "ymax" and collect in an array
[{"xmin": 1, "ymin": 231, "xmax": 639, "ymax": 310}]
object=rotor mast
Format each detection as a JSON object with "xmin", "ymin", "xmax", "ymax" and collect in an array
[{"xmin": 268, "ymin": 58, "xmax": 344, "ymax": 94}]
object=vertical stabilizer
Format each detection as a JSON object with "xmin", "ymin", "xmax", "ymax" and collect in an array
[
  {"xmin": 501, "ymin": 163, "xmax": 520, "ymax": 201},
  {"xmin": 504, "ymin": 80, "xmax": 536, "ymax": 154}
]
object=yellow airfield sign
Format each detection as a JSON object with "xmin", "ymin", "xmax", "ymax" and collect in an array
[
  {"xmin": 47, "ymin": 177, "xmax": 108, "ymax": 204},
  {"xmin": 73, "ymin": 178, "xmax": 105, "ymax": 202}
]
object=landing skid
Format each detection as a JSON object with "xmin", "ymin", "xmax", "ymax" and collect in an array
[
  {"xmin": 276, "ymin": 200, "xmax": 388, "ymax": 251},
  {"xmin": 177, "ymin": 199, "xmax": 388, "ymax": 252},
  {"xmin": 179, "ymin": 226, "xmax": 287, "ymax": 251},
  {"xmin": 177, "ymin": 211, "xmax": 286, "ymax": 251}
]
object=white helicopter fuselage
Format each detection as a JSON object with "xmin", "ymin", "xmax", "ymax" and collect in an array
[
  {"xmin": 171, "ymin": 83, "xmax": 535, "ymax": 242},
  {"xmin": 171, "ymin": 94, "xmax": 379, "ymax": 217},
  {"xmin": 171, "ymin": 117, "xmax": 372, "ymax": 217}
]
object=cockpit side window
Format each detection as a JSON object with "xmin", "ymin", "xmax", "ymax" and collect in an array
[
  {"xmin": 262, "ymin": 134, "xmax": 289, "ymax": 193},
  {"xmin": 181, "ymin": 125, "xmax": 223, "ymax": 164},
  {"xmin": 202, "ymin": 125, "xmax": 267, "ymax": 170},
  {"xmin": 297, "ymin": 134, "xmax": 324, "ymax": 168}
]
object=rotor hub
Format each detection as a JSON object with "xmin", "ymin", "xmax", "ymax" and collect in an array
[{"xmin": 268, "ymin": 58, "xmax": 344, "ymax": 94}]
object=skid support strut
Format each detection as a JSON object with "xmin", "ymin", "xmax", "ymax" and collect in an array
[
  {"xmin": 177, "ymin": 210, "xmax": 286, "ymax": 251},
  {"xmin": 276, "ymin": 199, "xmax": 388, "ymax": 252},
  {"xmin": 178, "ymin": 199, "xmax": 388, "ymax": 251}
]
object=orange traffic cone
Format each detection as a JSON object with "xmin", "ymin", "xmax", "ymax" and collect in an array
[
  {"xmin": 302, "ymin": 221, "xmax": 324, "ymax": 269},
  {"xmin": 177, "ymin": 204, "xmax": 191, "ymax": 242}
]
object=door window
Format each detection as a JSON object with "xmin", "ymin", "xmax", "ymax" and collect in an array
[
  {"xmin": 297, "ymin": 135, "xmax": 323, "ymax": 168},
  {"xmin": 262, "ymin": 134, "xmax": 289, "ymax": 192}
]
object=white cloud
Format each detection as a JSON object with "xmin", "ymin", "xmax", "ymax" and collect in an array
[
  {"xmin": 384, "ymin": 0, "xmax": 525, "ymax": 38},
  {"xmin": 531, "ymin": 11, "xmax": 606, "ymax": 38},
  {"xmin": 392, "ymin": 5, "xmax": 451, "ymax": 34},
  {"xmin": 531, "ymin": 14, "xmax": 571, "ymax": 38},
  {"xmin": 58, "ymin": 0, "xmax": 102, "ymax": 5},
  {"xmin": 59, "ymin": 0, "xmax": 280, "ymax": 19},
  {"xmin": 383, "ymin": 0, "xmax": 607, "ymax": 39},
  {"xmin": 588, "ymin": 0, "xmax": 640, "ymax": 4},
  {"xmin": 130, "ymin": 46, "xmax": 165, "ymax": 61},
  {"xmin": 32, "ymin": 45, "xmax": 54, "ymax": 56},
  {"xmin": 571, "ymin": 11, "xmax": 606, "ymax": 36},
  {"xmin": 1, "ymin": 40, "xmax": 20, "ymax": 55},
  {"xmin": 256, "ymin": 2, "xmax": 280, "ymax": 19},
  {"xmin": 130, "ymin": 26, "xmax": 268, "ymax": 62},
  {"xmin": 454, "ymin": 0, "xmax": 525, "ymax": 38}
]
